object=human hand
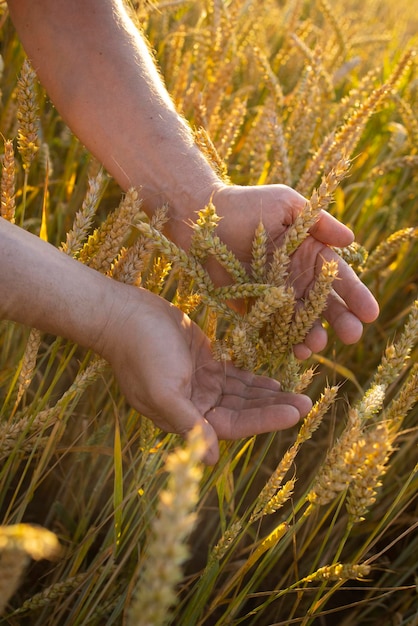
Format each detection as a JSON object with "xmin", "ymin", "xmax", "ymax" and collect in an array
[
  {"xmin": 172, "ymin": 183, "xmax": 379, "ymax": 360},
  {"xmin": 98, "ymin": 283, "xmax": 312, "ymax": 464}
]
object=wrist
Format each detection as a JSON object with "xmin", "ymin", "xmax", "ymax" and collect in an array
[{"xmin": 161, "ymin": 173, "xmax": 227, "ymax": 251}]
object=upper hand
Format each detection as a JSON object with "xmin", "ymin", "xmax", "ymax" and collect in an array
[{"xmin": 180, "ymin": 183, "xmax": 379, "ymax": 359}]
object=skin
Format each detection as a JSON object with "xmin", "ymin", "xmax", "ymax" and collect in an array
[{"xmin": 1, "ymin": 0, "xmax": 379, "ymax": 463}]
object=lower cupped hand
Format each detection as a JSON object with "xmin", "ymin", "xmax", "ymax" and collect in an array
[{"xmin": 99, "ymin": 283, "xmax": 312, "ymax": 464}]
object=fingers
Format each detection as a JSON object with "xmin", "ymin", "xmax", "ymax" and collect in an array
[
  {"xmin": 142, "ymin": 366, "xmax": 312, "ymax": 465},
  {"xmin": 218, "ymin": 391, "xmax": 311, "ymax": 412},
  {"xmin": 224, "ymin": 362, "xmax": 282, "ymax": 392},
  {"xmin": 310, "ymin": 211, "xmax": 355, "ymax": 247},
  {"xmin": 294, "ymin": 255, "xmax": 378, "ymax": 349},
  {"xmin": 323, "ymin": 291, "xmax": 366, "ymax": 344},
  {"xmin": 293, "ymin": 320, "xmax": 328, "ymax": 359},
  {"xmin": 288, "ymin": 240, "xmax": 378, "ymax": 354},
  {"xmin": 205, "ymin": 392, "xmax": 312, "ymax": 441},
  {"xmin": 205, "ymin": 364, "xmax": 312, "ymax": 441}
]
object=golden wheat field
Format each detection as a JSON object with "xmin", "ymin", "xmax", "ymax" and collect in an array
[{"xmin": 0, "ymin": 0, "xmax": 417, "ymax": 624}]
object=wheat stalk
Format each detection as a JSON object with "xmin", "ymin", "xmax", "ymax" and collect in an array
[{"xmin": 0, "ymin": 358, "xmax": 107, "ymax": 460}]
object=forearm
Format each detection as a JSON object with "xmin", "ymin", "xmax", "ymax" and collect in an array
[
  {"xmin": 0, "ymin": 217, "xmax": 120, "ymax": 352},
  {"xmin": 7, "ymin": 0, "xmax": 220, "ymax": 234}
]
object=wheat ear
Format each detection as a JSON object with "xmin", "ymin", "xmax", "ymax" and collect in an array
[
  {"xmin": 0, "ymin": 138, "xmax": 16, "ymax": 222},
  {"xmin": 127, "ymin": 426, "xmax": 206, "ymax": 626},
  {"xmin": 0, "ymin": 524, "xmax": 60, "ymax": 615},
  {"xmin": 16, "ymin": 59, "xmax": 39, "ymax": 171},
  {"xmin": 60, "ymin": 169, "xmax": 107, "ymax": 256}
]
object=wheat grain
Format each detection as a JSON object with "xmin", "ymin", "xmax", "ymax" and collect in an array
[
  {"xmin": 307, "ymin": 386, "xmax": 386, "ymax": 508},
  {"xmin": 199, "ymin": 233, "xmax": 249, "ymax": 284},
  {"xmin": 248, "ymin": 105, "xmax": 276, "ymax": 185},
  {"xmin": 267, "ymin": 110, "xmax": 292, "ymax": 187},
  {"xmin": 135, "ymin": 217, "xmax": 243, "ymax": 322},
  {"xmin": 286, "ymin": 53, "xmax": 327, "ymax": 180},
  {"xmin": 297, "ymin": 385, "xmax": 339, "ymax": 443},
  {"xmin": 307, "ymin": 407, "xmax": 363, "ymax": 506},
  {"xmin": 258, "ymin": 478, "xmax": 296, "ymax": 518},
  {"xmin": 111, "ymin": 204, "xmax": 168, "ymax": 285},
  {"xmin": 285, "ymin": 157, "xmax": 351, "ymax": 256},
  {"xmin": 333, "ymin": 241, "xmax": 369, "ymax": 273},
  {"xmin": 10, "ymin": 571, "xmax": 91, "ymax": 616},
  {"xmin": 385, "ymin": 363, "xmax": 418, "ymax": 433},
  {"xmin": 373, "ymin": 155, "xmax": 418, "ymax": 176},
  {"xmin": 292, "ymin": 365, "xmax": 316, "ymax": 394},
  {"xmin": 193, "ymin": 127, "xmax": 229, "ymax": 181},
  {"xmin": 296, "ymin": 54, "xmax": 414, "ymax": 194},
  {"xmin": 245, "ymin": 285, "xmax": 289, "ymax": 330},
  {"xmin": 144, "ymin": 256, "xmax": 172, "ymax": 294},
  {"xmin": 279, "ymin": 352, "xmax": 303, "ymax": 392},
  {"xmin": 252, "ymin": 45, "xmax": 285, "ymax": 109},
  {"xmin": 251, "ymin": 221, "xmax": 268, "ymax": 283},
  {"xmin": 229, "ymin": 323, "xmax": 258, "ymax": 370},
  {"xmin": 38, "ymin": 141, "xmax": 53, "ymax": 178},
  {"xmin": 211, "ymin": 338, "xmax": 231, "ymax": 363},
  {"xmin": 258, "ymin": 292, "xmax": 295, "ymax": 366},
  {"xmin": 216, "ymin": 96, "xmax": 248, "ymax": 163},
  {"xmin": 316, "ymin": 0, "xmax": 347, "ymax": 57}
]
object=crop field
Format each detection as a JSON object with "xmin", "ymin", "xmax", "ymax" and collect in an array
[{"xmin": 0, "ymin": 0, "xmax": 417, "ymax": 624}]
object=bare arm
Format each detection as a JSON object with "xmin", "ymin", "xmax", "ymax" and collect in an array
[
  {"xmin": 0, "ymin": 217, "xmax": 117, "ymax": 350},
  {"xmin": 7, "ymin": 0, "xmax": 221, "ymax": 232}
]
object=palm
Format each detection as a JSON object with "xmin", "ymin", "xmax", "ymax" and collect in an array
[{"xmin": 105, "ymin": 287, "xmax": 311, "ymax": 464}]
